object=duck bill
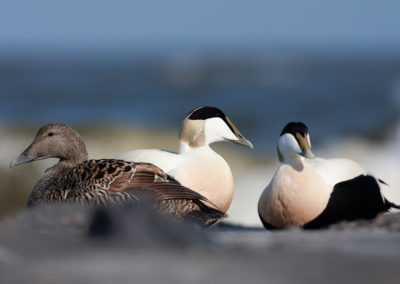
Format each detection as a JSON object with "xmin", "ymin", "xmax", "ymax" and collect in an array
[
  {"xmin": 10, "ymin": 154, "xmax": 36, "ymax": 168},
  {"xmin": 295, "ymin": 132, "xmax": 314, "ymax": 159},
  {"xmin": 301, "ymin": 149, "xmax": 315, "ymax": 159},
  {"xmin": 224, "ymin": 116, "xmax": 254, "ymax": 149},
  {"xmin": 10, "ymin": 143, "xmax": 43, "ymax": 168},
  {"xmin": 228, "ymin": 136, "xmax": 254, "ymax": 149}
]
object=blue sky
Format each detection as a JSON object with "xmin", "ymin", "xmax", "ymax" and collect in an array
[{"xmin": 1, "ymin": 0, "xmax": 400, "ymax": 52}]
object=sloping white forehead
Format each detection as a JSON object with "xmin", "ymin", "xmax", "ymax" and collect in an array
[{"xmin": 205, "ymin": 117, "xmax": 237, "ymax": 144}]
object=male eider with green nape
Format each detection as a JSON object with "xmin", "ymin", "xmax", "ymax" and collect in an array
[
  {"xmin": 10, "ymin": 123, "xmax": 226, "ymax": 226},
  {"xmin": 116, "ymin": 106, "xmax": 253, "ymax": 213},
  {"xmin": 258, "ymin": 121, "xmax": 400, "ymax": 230}
]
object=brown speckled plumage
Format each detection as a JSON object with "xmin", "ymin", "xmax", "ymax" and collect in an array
[{"xmin": 12, "ymin": 123, "xmax": 225, "ymax": 225}]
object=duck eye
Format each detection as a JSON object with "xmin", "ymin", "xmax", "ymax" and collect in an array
[{"xmin": 48, "ymin": 132, "xmax": 54, "ymax": 137}]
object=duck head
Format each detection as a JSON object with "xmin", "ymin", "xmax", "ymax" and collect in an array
[
  {"xmin": 179, "ymin": 106, "xmax": 253, "ymax": 151},
  {"xmin": 277, "ymin": 121, "xmax": 315, "ymax": 162},
  {"xmin": 10, "ymin": 123, "xmax": 88, "ymax": 168}
]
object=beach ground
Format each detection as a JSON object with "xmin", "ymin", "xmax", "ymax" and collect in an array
[{"xmin": 1, "ymin": 205, "xmax": 399, "ymax": 284}]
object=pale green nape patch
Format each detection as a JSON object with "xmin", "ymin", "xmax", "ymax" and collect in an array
[
  {"xmin": 295, "ymin": 132, "xmax": 311, "ymax": 151},
  {"xmin": 179, "ymin": 119, "xmax": 206, "ymax": 148}
]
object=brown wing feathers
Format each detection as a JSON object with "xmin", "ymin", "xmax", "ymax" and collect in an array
[
  {"xmin": 125, "ymin": 182, "xmax": 215, "ymax": 205},
  {"xmin": 78, "ymin": 160, "xmax": 216, "ymax": 205},
  {"xmin": 63, "ymin": 159, "xmax": 225, "ymax": 224}
]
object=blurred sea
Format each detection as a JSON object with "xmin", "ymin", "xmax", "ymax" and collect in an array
[
  {"xmin": 1, "ymin": 50, "xmax": 400, "ymax": 149},
  {"xmin": 1, "ymin": 50, "xmax": 400, "ymax": 225}
]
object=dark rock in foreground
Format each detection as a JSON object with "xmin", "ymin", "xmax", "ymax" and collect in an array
[{"xmin": 1, "ymin": 205, "xmax": 400, "ymax": 284}]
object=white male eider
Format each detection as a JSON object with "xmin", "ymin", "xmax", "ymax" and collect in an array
[
  {"xmin": 10, "ymin": 123, "xmax": 226, "ymax": 225},
  {"xmin": 258, "ymin": 121, "xmax": 399, "ymax": 229},
  {"xmin": 116, "ymin": 106, "xmax": 253, "ymax": 212}
]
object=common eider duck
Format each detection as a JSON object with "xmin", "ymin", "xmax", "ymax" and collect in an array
[
  {"xmin": 116, "ymin": 106, "xmax": 253, "ymax": 213},
  {"xmin": 258, "ymin": 121, "xmax": 400, "ymax": 230},
  {"xmin": 10, "ymin": 123, "xmax": 225, "ymax": 225}
]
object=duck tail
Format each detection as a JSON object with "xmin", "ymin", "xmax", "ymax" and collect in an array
[
  {"xmin": 385, "ymin": 199, "xmax": 400, "ymax": 210},
  {"xmin": 390, "ymin": 203, "xmax": 400, "ymax": 210}
]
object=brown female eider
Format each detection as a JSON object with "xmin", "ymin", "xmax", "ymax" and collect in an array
[
  {"xmin": 10, "ymin": 123, "xmax": 225, "ymax": 225},
  {"xmin": 258, "ymin": 121, "xmax": 400, "ymax": 230}
]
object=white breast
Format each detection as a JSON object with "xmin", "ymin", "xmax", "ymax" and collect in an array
[
  {"xmin": 258, "ymin": 160, "xmax": 331, "ymax": 227},
  {"xmin": 116, "ymin": 147, "xmax": 234, "ymax": 212},
  {"xmin": 169, "ymin": 148, "xmax": 234, "ymax": 212}
]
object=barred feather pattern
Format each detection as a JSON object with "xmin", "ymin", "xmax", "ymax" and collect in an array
[{"xmin": 27, "ymin": 159, "xmax": 225, "ymax": 225}]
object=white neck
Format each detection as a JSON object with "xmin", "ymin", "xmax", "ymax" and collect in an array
[
  {"xmin": 283, "ymin": 154, "xmax": 305, "ymax": 171},
  {"xmin": 179, "ymin": 140, "xmax": 211, "ymax": 154}
]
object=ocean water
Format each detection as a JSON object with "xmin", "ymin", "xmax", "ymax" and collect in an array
[
  {"xmin": 1, "ymin": 52, "xmax": 400, "ymax": 150},
  {"xmin": 1, "ymin": 51, "xmax": 400, "ymax": 225}
]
